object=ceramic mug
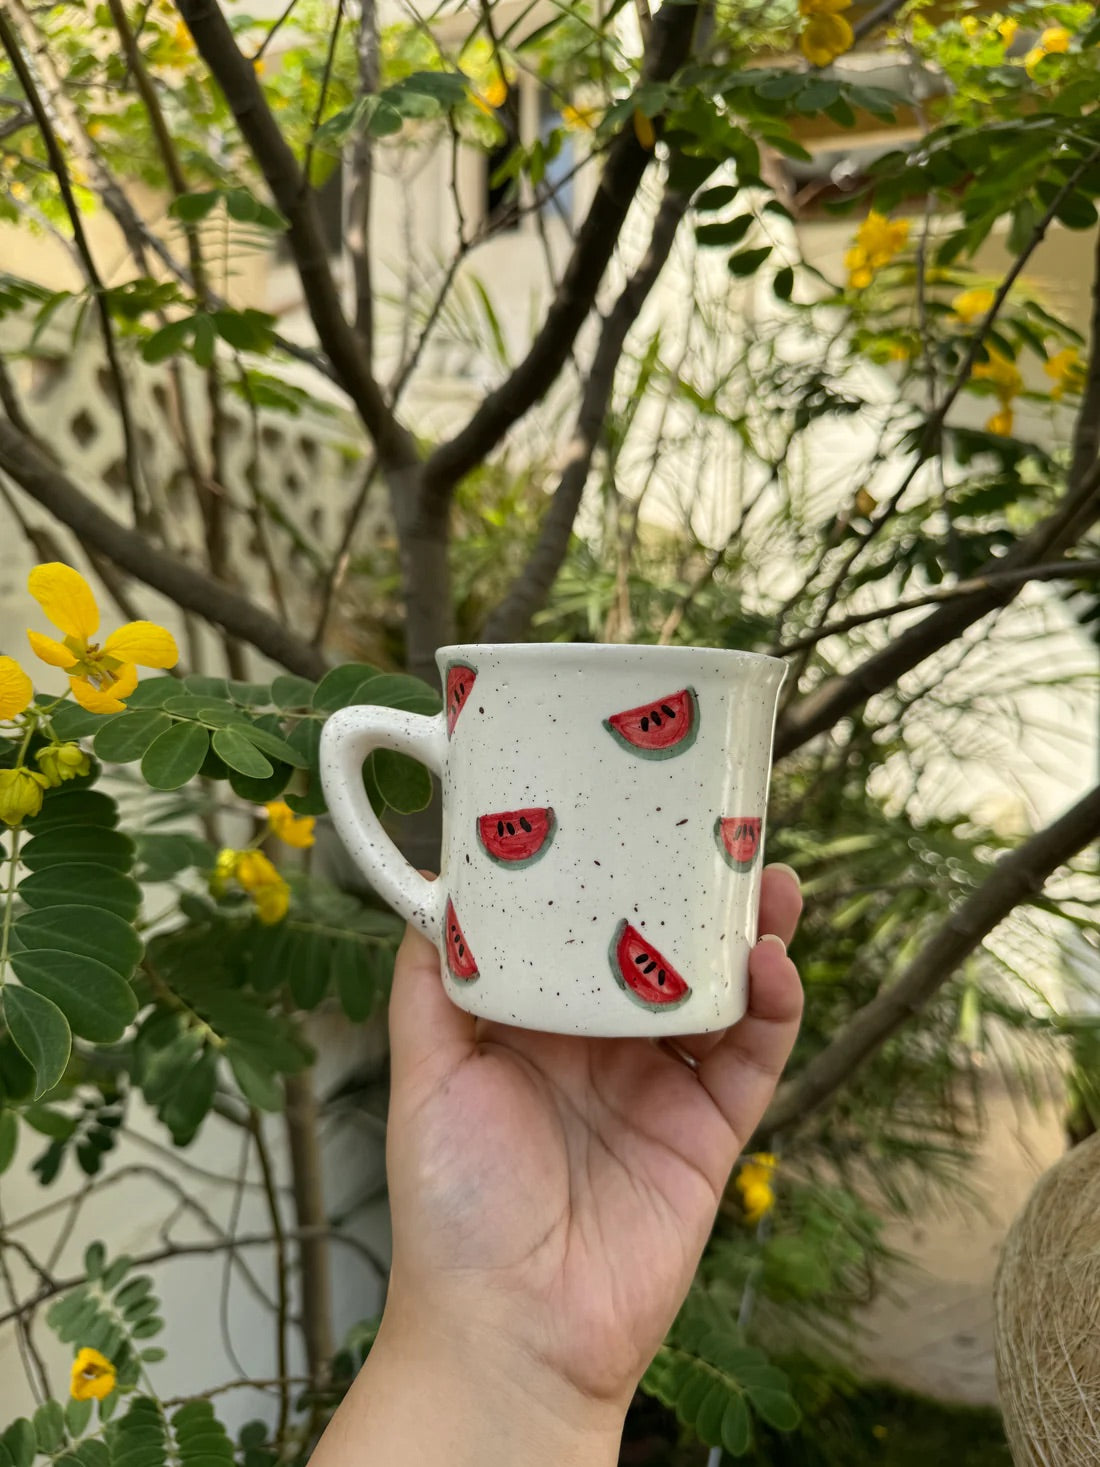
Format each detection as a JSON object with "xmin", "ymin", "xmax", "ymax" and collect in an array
[{"xmin": 320, "ymin": 643, "xmax": 786, "ymax": 1038}]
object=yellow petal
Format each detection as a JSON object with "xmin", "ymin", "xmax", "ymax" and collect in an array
[
  {"xmin": 800, "ymin": 12, "xmax": 854, "ymax": 66},
  {"xmin": 69, "ymin": 662, "xmax": 139, "ymax": 715},
  {"xmin": 633, "ymin": 108, "xmax": 656, "ymax": 150},
  {"xmin": 101, "ymin": 621, "xmax": 179, "ymax": 670},
  {"xmin": 0, "ymin": 656, "xmax": 32, "ymax": 720},
  {"xmin": 28, "ymin": 562, "xmax": 99, "ymax": 641},
  {"xmin": 27, "ymin": 629, "xmax": 79, "ymax": 669}
]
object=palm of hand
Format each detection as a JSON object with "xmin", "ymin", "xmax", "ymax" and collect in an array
[{"xmin": 384, "ymin": 870, "xmax": 801, "ymax": 1409}]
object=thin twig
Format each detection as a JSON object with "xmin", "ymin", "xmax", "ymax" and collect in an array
[
  {"xmin": 251, "ymin": 1112, "xmax": 291, "ymax": 1440},
  {"xmin": 303, "ymin": 0, "xmax": 345, "ymax": 189}
]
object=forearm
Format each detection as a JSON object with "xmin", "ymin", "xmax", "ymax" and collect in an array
[{"xmin": 311, "ymin": 1310, "xmax": 625, "ymax": 1467}]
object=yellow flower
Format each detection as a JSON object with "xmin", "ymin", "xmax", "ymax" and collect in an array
[
  {"xmin": 951, "ymin": 286, "xmax": 996, "ymax": 323},
  {"xmin": 70, "ymin": 1347, "xmax": 116, "ymax": 1402},
  {"xmin": 735, "ymin": 1153, "xmax": 779, "ymax": 1225},
  {"xmin": 0, "ymin": 768, "xmax": 49, "ymax": 826},
  {"xmin": 27, "ymin": 563, "xmax": 178, "ymax": 715},
  {"xmin": 0, "ymin": 656, "xmax": 32, "ymax": 720},
  {"xmin": 1039, "ymin": 25, "xmax": 1071, "ymax": 53},
  {"xmin": 171, "ymin": 19, "xmax": 192, "ymax": 50},
  {"xmin": 800, "ymin": 11, "xmax": 854, "ymax": 66},
  {"xmin": 960, "ymin": 14, "xmax": 982, "ymax": 36},
  {"xmin": 1025, "ymin": 25, "xmax": 1071, "ymax": 76},
  {"xmin": 36, "ymin": 743, "xmax": 92, "ymax": 787},
  {"xmin": 253, "ymin": 57, "xmax": 266, "ymax": 76},
  {"xmin": 799, "ymin": 0, "xmax": 851, "ymax": 13},
  {"xmin": 215, "ymin": 848, "xmax": 291, "ymax": 925},
  {"xmin": 986, "ymin": 405, "xmax": 1015, "ymax": 436},
  {"xmin": 1044, "ymin": 346, "xmax": 1085, "ymax": 399},
  {"xmin": 266, "ymin": 800, "xmax": 315, "ymax": 849},
  {"xmin": 845, "ymin": 211, "xmax": 908, "ymax": 288},
  {"xmin": 998, "ymin": 16, "xmax": 1019, "ymax": 45},
  {"xmin": 972, "ymin": 347, "xmax": 1022, "ymax": 402},
  {"xmin": 561, "ymin": 103, "xmax": 599, "ymax": 131},
  {"xmin": 86, "ymin": 119, "xmax": 105, "ymax": 139},
  {"xmin": 633, "ymin": 108, "xmax": 656, "ymax": 150}
]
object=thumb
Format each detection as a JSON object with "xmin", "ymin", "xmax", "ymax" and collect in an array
[{"xmin": 387, "ymin": 893, "xmax": 477, "ymax": 1091}]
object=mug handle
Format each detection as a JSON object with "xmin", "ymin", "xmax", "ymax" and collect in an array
[{"xmin": 319, "ymin": 705, "xmax": 448, "ymax": 942}]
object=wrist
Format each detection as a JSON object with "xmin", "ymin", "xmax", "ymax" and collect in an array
[{"xmin": 317, "ymin": 1303, "xmax": 626, "ymax": 1467}]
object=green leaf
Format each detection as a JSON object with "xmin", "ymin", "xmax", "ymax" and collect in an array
[
  {"xmin": 142, "ymin": 722, "xmax": 210, "ymax": 790},
  {"xmin": 100, "ymin": 1255, "xmax": 133, "ymax": 1291},
  {"xmin": 211, "ymin": 309, "xmax": 274, "ymax": 352},
  {"xmin": 728, "ymin": 245, "xmax": 772, "ymax": 276},
  {"xmin": 287, "ymin": 931, "xmax": 328, "ymax": 1010},
  {"xmin": 3, "ymin": 986, "xmax": 71, "ymax": 1097},
  {"xmin": 227, "ymin": 1049, "xmax": 283, "ymax": 1111},
  {"xmin": 372, "ymin": 749, "xmax": 433, "ymax": 814},
  {"xmin": 94, "ymin": 711, "xmax": 172, "ymax": 763},
  {"xmin": 271, "ymin": 675, "xmax": 315, "ymax": 710},
  {"xmin": 355, "ymin": 673, "xmax": 441, "ymax": 715},
  {"xmin": 169, "ymin": 190, "xmax": 222, "ymax": 222},
  {"xmin": 313, "ymin": 662, "xmax": 383, "ymax": 712},
  {"xmin": 64, "ymin": 1400, "xmax": 93, "ymax": 1440},
  {"xmin": 332, "ymin": 939, "xmax": 374, "ymax": 1022},
  {"xmin": 19, "ymin": 865, "xmax": 140, "ymax": 921},
  {"xmin": 24, "ymin": 789, "xmax": 118, "ymax": 835},
  {"xmin": 233, "ymin": 724, "xmax": 309, "ymax": 768},
  {"xmin": 211, "ymin": 727, "xmax": 273, "ymax": 778},
  {"xmin": 224, "ymin": 188, "xmax": 286, "ymax": 230},
  {"xmin": 0, "ymin": 1110, "xmax": 17, "ymax": 1174},
  {"xmin": 183, "ymin": 675, "xmax": 230, "ymax": 698},
  {"xmin": 21, "ymin": 827, "xmax": 134, "ymax": 872},
  {"xmin": 122, "ymin": 676, "xmax": 183, "ymax": 708},
  {"xmin": 722, "ymin": 1393, "xmax": 752, "ymax": 1456},
  {"xmin": 745, "ymin": 1386, "xmax": 801, "ymax": 1431},
  {"xmin": 11, "ymin": 950, "xmax": 138, "ymax": 1042},
  {"xmin": 33, "ymin": 1403, "xmax": 64, "ymax": 1456},
  {"xmin": 191, "ymin": 312, "xmax": 216, "ymax": 368},
  {"xmin": 227, "ymin": 764, "xmax": 292, "ymax": 803},
  {"xmin": 14, "ymin": 904, "xmax": 143, "ymax": 976},
  {"xmin": 142, "ymin": 316, "xmax": 194, "ymax": 364},
  {"xmin": 227, "ymin": 680, "xmax": 272, "ymax": 707},
  {"xmin": 696, "ymin": 215, "xmax": 755, "ymax": 247},
  {"xmin": 45, "ymin": 700, "xmax": 112, "ymax": 742},
  {"xmin": 160, "ymin": 1046, "xmax": 218, "ymax": 1146},
  {"xmin": 2, "ymin": 1422, "xmax": 34, "ymax": 1467},
  {"xmin": 134, "ymin": 833, "xmax": 215, "ymax": 883},
  {"xmin": 695, "ymin": 184, "xmax": 739, "ymax": 211},
  {"xmin": 84, "ymin": 1242, "xmax": 106, "ymax": 1278}
]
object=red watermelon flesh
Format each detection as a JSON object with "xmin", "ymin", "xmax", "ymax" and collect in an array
[
  {"xmin": 477, "ymin": 807, "xmax": 556, "ymax": 868},
  {"xmin": 715, "ymin": 816, "xmax": 762, "ymax": 871},
  {"xmin": 604, "ymin": 686, "xmax": 699, "ymax": 759},
  {"xmin": 444, "ymin": 898, "xmax": 478, "ymax": 981},
  {"xmin": 610, "ymin": 921, "xmax": 691, "ymax": 1011},
  {"xmin": 446, "ymin": 662, "xmax": 476, "ymax": 738}
]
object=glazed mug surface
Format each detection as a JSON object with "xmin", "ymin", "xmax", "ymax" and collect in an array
[{"xmin": 320, "ymin": 643, "xmax": 786, "ymax": 1038}]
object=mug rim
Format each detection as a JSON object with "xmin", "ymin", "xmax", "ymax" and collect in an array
[{"xmin": 436, "ymin": 641, "xmax": 787, "ymax": 672}]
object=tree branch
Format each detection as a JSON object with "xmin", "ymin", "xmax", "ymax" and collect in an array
[
  {"xmin": 347, "ymin": 0, "xmax": 376, "ymax": 353},
  {"xmin": 421, "ymin": 0, "xmax": 702, "ymax": 500},
  {"xmin": 769, "ymin": 557, "xmax": 1100, "ymax": 657},
  {"xmin": 0, "ymin": 416, "xmax": 327, "ymax": 678},
  {"xmin": 483, "ymin": 186, "xmax": 690, "ymax": 641},
  {"xmin": 176, "ymin": 0, "xmax": 418, "ymax": 474},
  {"xmin": 0, "ymin": 7, "xmax": 148, "ymax": 526},
  {"xmin": 774, "ymin": 461, "xmax": 1100, "ymax": 760},
  {"xmin": 763, "ymin": 782, "xmax": 1100, "ymax": 1135}
]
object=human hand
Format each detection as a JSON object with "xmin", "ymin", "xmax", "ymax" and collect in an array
[{"xmin": 316, "ymin": 866, "xmax": 802, "ymax": 1467}]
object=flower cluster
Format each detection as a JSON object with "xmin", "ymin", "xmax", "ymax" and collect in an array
[
  {"xmin": 209, "ymin": 801, "xmax": 313, "ymax": 925},
  {"xmin": 1025, "ymin": 24, "xmax": 1071, "ymax": 78},
  {"xmin": 0, "ymin": 564, "xmax": 178, "ymax": 826},
  {"xmin": 735, "ymin": 1152, "xmax": 779, "ymax": 1226},
  {"xmin": 1045, "ymin": 346, "xmax": 1085, "ymax": 400},
  {"xmin": 972, "ymin": 348, "xmax": 1022, "ymax": 436},
  {"xmin": 951, "ymin": 286, "xmax": 996, "ymax": 325},
  {"xmin": 800, "ymin": 0, "xmax": 854, "ymax": 67},
  {"xmin": 845, "ymin": 211, "xmax": 909, "ymax": 290}
]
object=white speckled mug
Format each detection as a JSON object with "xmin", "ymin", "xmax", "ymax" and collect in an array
[{"xmin": 320, "ymin": 644, "xmax": 786, "ymax": 1038}]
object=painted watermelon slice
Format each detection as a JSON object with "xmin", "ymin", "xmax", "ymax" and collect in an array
[
  {"xmin": 444, "ymin": 898, "xmax": 478, "ymax": 981},
  {"xmin": 610, "ymin": 921, "xmax": 691, "ymax": 1011},
  {"xmin": 476, "ymin": 807, "xmax": 556, "ymax": 868},
  {"xmin": 715, "ymin": 816, "xmax": 762, "ymax": 872},
  {"xmin": 446, "ymin": 662, "xmax": 477, "ymax": 739},
  {"xmin": 603, "ymin": 686, "xmax": 699, "ymax": 760}
]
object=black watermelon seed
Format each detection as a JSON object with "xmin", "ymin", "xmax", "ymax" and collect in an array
[
  {"xmin": 640, "ymin": 715, "xmax": 649, "ymax": 731},
  {"xmin": 635, "ymin": 953, "xmax": 648, "ymax": 966},
  {"xmin": 661, "ymin": 703, "xmax": 675, "ymax": 718},
  {"xmin": 497, "ymin": 820, "xmax": 504, "ymax": 836},
  {"xmin": 644, "ymin": 960, "xmax": 657, "ymax": 975},
  {"xmin": 651, "ymin": 710, "xmax": 662, "ymax": 727},
  {"xmin": 506, "ymin": 821, "xmax": 515, "ymax": 836},
  {"xmin": 658, "ymin": 970, "xmax": 666, "ymax": 985},
  {"xmin": 520, "ymin": 816, "xmax": 532, "ymax": 832}
]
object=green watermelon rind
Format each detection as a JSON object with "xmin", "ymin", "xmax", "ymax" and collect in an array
[
  {"xmin": 476, "ymin": 808, "xmax": 557, "ymax": 870},
  {"xmin": 609, "ymin": 919, "xmax": 692, "ymax": 1014},
  {"xmin": 602, "ymin": 686, "xmax": 700, "ymax": 761},
  {"xmin": 714, "ymin": 815, "xmax": 762, "ymax": 873}
]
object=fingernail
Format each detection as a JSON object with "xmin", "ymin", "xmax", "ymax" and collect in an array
[
  {"xmin": 765, "ymin": 862, "xmax": 800, "ymax": 889},
  {"xmin": 757, "ymin": 933, "xmax": 787, "ymax": 953}
]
